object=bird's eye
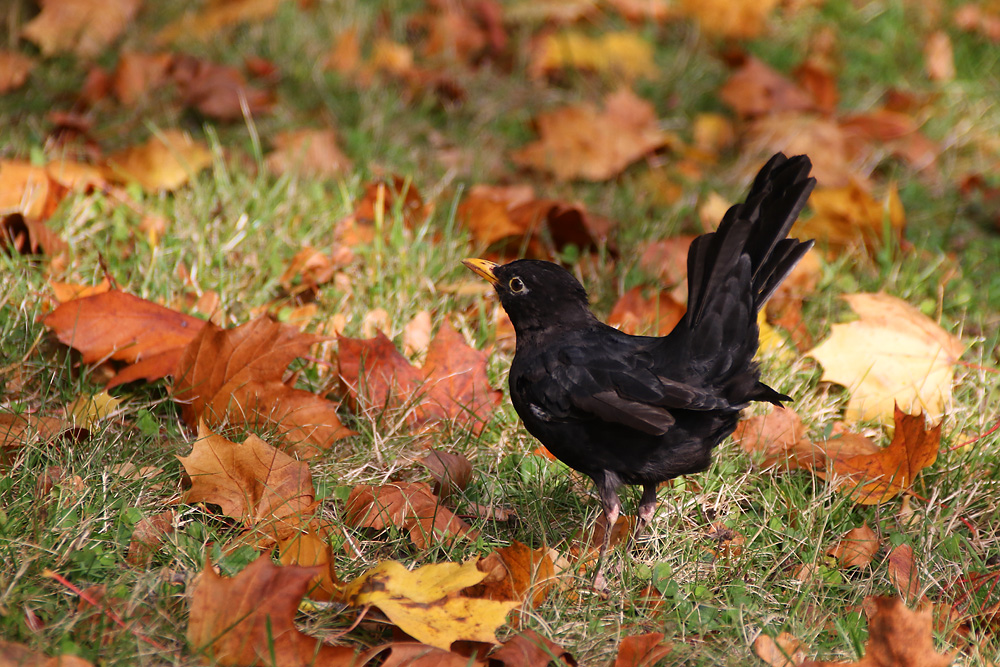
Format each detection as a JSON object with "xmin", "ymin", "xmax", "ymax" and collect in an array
[{"xmin": 509, "ymin": 277, "xmax": 525, "ymax": 293}]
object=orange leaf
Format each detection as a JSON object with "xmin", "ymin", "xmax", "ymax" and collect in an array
[
  {"xmin": 887, "ymin": 544, "xmax": 921, "ymax": 602},
  {"xmin": 511, "ymin": 89, "xmax": 666, "ymax": 181},
  {"xmin": 0, "ymin": 50, "xmax": 36, "ymax": 94},
  {"xmin": 489, "ymin": 630, "xmax": 576, "ymax": 666},
  {"xmin": 801, "ymin": 597, "xmax": 953, "ymax": 667},
  {"xmin": 21, "ymin": 0, "xmax": 139, "ymax": 58},
  {"xmin": 820, "ymin": 407, "xmax": 941, "ymax": 505},
  {"xmin": 828, "ymin": 524, "xmax": 879, "ymax": 569},
  {"xmin": 187, "ymin": 554, "xmax": 360, "ymax": 667},
  {"xmin": 608, "ymin": 286, "xmax": 685, "ymax": 336},
  {"xmin": 468, "ymin": 540, "xmax": 557, "ymax": 608},
  {"xmin": 265, "ymin": 128, "xmax": 352, "ymax": 179},
  {"xmin": 106, "ymin": 129, "xmax": 212, "ymax": 191},
  {"xmin": 172, "ymin": 315, "xmax": 354, "ymax": 456},
  {"xmin": 344, "ymin": 482, "xmax": 478, "ymax": 549},
  {"xmin": 177, "ymin": 422, "xmax": 315, "ymax": 526},
  {"xmin": 612, "ymin": 633, "xmax": 673, "ymax": 667},
  {"xmin": 720, "ymin": 56, "xmax": 815, "ymax": 118},
  {"xmin": 44, "ymin": 290, "xmax": 205, "ymax": 388},
  {"xmin": 754, "ymin": 632, "xmax": 806, "ymax": 667}
]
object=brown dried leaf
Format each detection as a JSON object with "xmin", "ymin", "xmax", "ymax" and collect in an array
[
  {"xmin": 511, "ymin": 89, "xmax": 665, "ymax": 181},
  {"xmin": 178, "ymin": 422, "xmax": 315, "ymax": 525},
  {"xmin": 608, "ymin": 286, "xmax": 685, "ymax": 336},
  {"xmin": 420, "ymin": 450, "xmax": 473, "ymax": 499},
  {"xmin": 612, "ymin": 633, "xmax": 673, "ymax": 667},
  {"xmin": 187, "ymin": 554, "xmax": 359, "ymax": 667},
  {"xmin": 828, "ymin": 524, "xmax": 879, "ymax": 569},
  {"xmin": 466, "ymin": 540, "xmax": 556, "ymax": 608},
  {"xmin": 22, "ymin": 0, "xmax": 139, "ymax": 58},
  {"xmin": 801, "ymin": 596, "xmax": 953, "ymax": 667},
  {"xmin": 170, "ymin": 55, "xmax": 275, "ymax": 120},
  {"xmin": 156, "ymin": 0, "xmax": 282, "ymax": 45},
  {"xmin": 489, "ymin": 630, "xmax": 576, "ymax": 666},
  {"xmin": 376, "ymin": 642, "xmax": 483, "ymax": 667},
  {"xmin": 44, "ymin": 290, "xmax": 206, "ymax": 388},
  {"xmin": 754, "ymin": 632, "xmax": 806, "ymax": 667},
  {"xmin": 888, "ymin": 544, "xmax": 920, "ymax": 602},
  {"xmin": 172, "ymin": 315, "xmax": 355, "ymax": 456},
  {"xmin": 110, "ymin": 51, "xmax": 174, "ymax": 105},
  {"xmin": 720, "ymin": 56, "xmax": 815, "ymax": 118},
  {"xmin": 127, "ymin": 510, "xmax": 176, "ymax": 566},
  {"xmin": 344, "ymin": 482, "xmax": 478, "ymax": 549},
  {"xmin": 266, "ymin": 129, "xmax": 352, "ymax": 179},
  {"xmin": 0, "ymin": 412, "xmax": 78, "ymax": 451},
  {"xmin": 0, "ymin": 51, "xmax": 36, "ymax": 93}
]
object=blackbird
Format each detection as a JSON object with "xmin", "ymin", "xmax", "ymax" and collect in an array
[{"xmin": 463, "ymin": 153, "xmax": 815, "ymax": 573}]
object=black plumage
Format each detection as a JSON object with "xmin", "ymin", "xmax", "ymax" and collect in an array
[{"xmin": 463, "ymin": 153, "xmax": 816, "ymax": 576}]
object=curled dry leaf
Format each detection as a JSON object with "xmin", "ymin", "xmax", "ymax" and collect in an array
[
  {"xmin": 754, "ymin": 632, "xmax": 806, "ymax": 667},
  {"xmin": 801, "ymin": 596, "xmax": 953, "ymax": 667},
  {"xmin": 22, "ymin": 0, "xmax": 140, "ymax": 58},
  {"xmin": 828, "ymin": 524, "xmax": 879, "ymax": 569},
  {"xmin": 173, "ymin": 315, "xmax": 355, "ymax": 456},
  {"xmin": 44, "ymin": 290, "xmax": 206, "ymax": 388},
  {"xmin": 612, "ymin": 632, "xmax": 673, "ymax": 667},
  {"xmin": 888, "ymin": 544, "xmax": 920, "ymax": 602},
  {"xmin": 511, "ymin": 88, "xmax": 666, "ymax": 182},
  {"xmin": 420, "ymin": 450, "xmax": 473, "ymax": 499},
  {"xmin": 339, "ymin": 559, "xmax": 518, "ymax": 651},
  {"xmin": 818, "ymin": 407, "xmax": 941, "ymax": 505},
  {"xmin": 127, "ymin": 509, "xmax": 176, "ymax": 566},
  {"xmin": 187, "ymin": 554, "xmax": 360, "ymax": 667},
  {"xmin": 177, "ymin": 422, "xmax": 315, "ymax": 527},
  {"xmin": 344, "ymin": 481, "xmax": 478, "ymax": 549},
  {"xmin": 338, "ymin": 321, "xmax": 501, "ymax": 435},
  {"xmin": 0, "ymin": 412, "xmax": 79, "ymax": 451},
  {"xmin": 806, "ymin": 293, "xmax": 963, "ymax": 424},
  {"xmin": 489, "ymin": 630, "xmax": 576, "ymax": 666},
  {"xmin": 106, "ymin": 129, "xmax": 212, "ymax": 191}
]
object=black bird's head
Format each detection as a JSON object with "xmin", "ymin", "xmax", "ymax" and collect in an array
[{"xmin": 463, "ymin": 258, "xmax": 596, "ymax": 336}]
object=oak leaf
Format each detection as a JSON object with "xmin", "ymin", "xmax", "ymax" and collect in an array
[
  {"xmin": 339, "ymin": 559, "xmax": 518, "ymax": 651},
  {"xmin": 21, "ymin": 0, "xmax": 139, "ymax": 58},
  {"xmin": 819, "ymin": 407, "xmax": 941, "ymax": 505},
  {"xmin": 173, "ymin": 315, "xmax": 354, "ymax": 456},
  {"xmin": 106, "ymin": 130, "xmax": 212, "ymax": 191},
  {"xmin": 44, "ymin": 290, "xmax": 206, "ymax": 388},
  {"xmin": 338, "ymin": 321, "xmax": 501, "ymax": 434},
  {"xmin": 344, "ymin": 482, "xmax": 478, "ymax": 549},
  {"xmin": 511, "ymin": 89, "xmax": 666, "ymax": 181},
  {"xmin": 187, "ymin": 554, "xmax": 360, "ymax": 667},
  {"xmin": 177, "ymin": 422, "xmax": 314, "ymax": 526},
  {"xmin": 489, "ymin": 630, "xmax": 576, "ymax": 666},
  {"xmin": 806, "ymin": 293, "xmax": 963, "ymax": 423},
  {"xmin": 801, "ymin": 596, "xmax": 953, "ymax": 667}
]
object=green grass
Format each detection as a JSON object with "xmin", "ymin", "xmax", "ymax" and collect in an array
[{"xmin": 2, "ymin": 0, "xmax": 1000, "ymax": 664}]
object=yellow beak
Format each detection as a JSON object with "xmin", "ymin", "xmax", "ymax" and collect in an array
[{"xmin": 462, "ymin": 258, "xmax": 500, "ymax": 286}]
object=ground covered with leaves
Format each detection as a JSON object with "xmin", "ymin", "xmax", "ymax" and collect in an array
[{"xmin": 2, "ymin": 0, "xmax": 1000, "ymax": 665}]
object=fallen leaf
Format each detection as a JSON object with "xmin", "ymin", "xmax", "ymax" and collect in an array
[
  {"xmin": 127, "ymin": 510, "xmax": 176, "ymax": 566},
  {"xmin": 344, "ymin": 482, "xmax": 478, "ymax": 548},
  {"xmin": 466, "ymin": 540, "xmax": 556, "ymax": 608},
  {"xmin": 819, "ymin": 407, "xmax": 941, "ymax": 505},
  {"xmin": 924, "ymin": 31, "xmax": 955, "ymax": 82},
  {"xmin": 754, "ymin": 632, "xmax": 806, "ymax": 667},
  {"xmin": 156, "ymin": 0, "xmax": 283, "ymax": 45},
  {"xmin": 170, "ymin": 55, "xmax": 275, "ymax": 120},
  {"xmin": 106, "ymin": 130, "xmax": 212, "ymax": 191},
  {"xmin": 489, "ymin": 630, "xmax": 576, "ymax": 666},
  {"xmin": 49, "ymin": 278, "xmax": 112, "ymax": 303},
  {"xmin": 173, "ymin": 316, "xmax": 355, "ymax": 456},
  {"xmin": 888, "ymin": 544, "xmax": 920, "ymax": 602},
  {"xmin": 187, "ymin": 554, "xmax": 359, "ymax": 667},
  {"xmin": 402, "ymin": 310, "xmax": 433, "ymax": 360},
  {"xmin": 612, "ymin": 633, "xmax": 673, "ymax": 667},
  {"xmin": 0, "ymin": 51, "xmax": 36, "ymax": 93},
  {"xmin": 798, "ymin": 183, "xmax": 905, "ymax": 257},
  {"xmin": 22, "ymin": 0, "xmax": 140, "ymax": 58},
  {"xmin": 806, "ymin": 293, "xmax": 963, "ymax": 423},
  {"xmin": 339, "ymin": 559, "xmax": 518, "ymax": 651},
  {"xmin": 744, "ymin": 113, "xmax": 857, "ymax": 188},
  {"xmin": 954, "ymin": 3, "xmax": 1000, "ymax": 42},
  {"xmin": 111, "ymin": 51, "xmax": 174, "ymax": 105},
  {"xmin": 0, "ymin": 160, "xmax": 62, "ymax": 220},
  {"xmin": 801, "ymin": 596, "xmax": 953, "ymax": 667},
  {"xmin": 529, "ymin": 31, "xmax": 656, "ymax": 80},
  {"xmin": 374, "ymin": 642, "xmax": 483, "ymax": 667},
  {"xmin": 720, "ymin": 56, "xmax": 815, "ymax": 118},
  {"xmin": 511, "ymin": 88, "xmax": 666, "ymax": 181},
  {"xmin": 732, "ymin": 406, "xmax": 810, "ymax": 469},
  {"xmin": 637, "ymin": 236, "xmax": 696, "ymax": 288},
  {"xmin": 828, "ymin": 524, "xmax": 879, "ymax": 569},
  {"xmin": 679, "ymin": 0, "xmax": 779, "ymax": 38},
  {"xmin": 1, "ymin": 213, "xmax": 66, "ymax": 255},
  {"xmin": 266, "ymin": 128, "xmax": 352, "ymax": 179},
  {"xmin": 178, "ymin": 422, "xmax": 314, "ymax": 527},
  {"xmin": 276, "ymin": 519, "xmax": 341, "ymax": 600},
  {"xmin": 0, "ymin": 641, "xmax": 94, "ymax": 667},
  {"xmin": 338, "ymin": 321, "xmax": 502, "ymax": 434},
  {"xmin": 67, "ymin": 391, "xmax": 122, "ymax": 428},
  {"xmin": 0, "ymin": 412, "xmax": 78, "ymax": 451},
  {"xmin": 608, "ymin": 286, "xmax": 685, "ymax": 336},
  {"xmin": 420, "ymin": 450, "xmax": 473, "ymax": 499},
  {"xmin": 44, "ymin": 290, "xmax": 206, "ymax": 388}
]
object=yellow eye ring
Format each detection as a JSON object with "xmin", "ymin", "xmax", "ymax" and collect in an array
[{"xmin": 509, "ymin": 277, "xmax": 525, "ymax": 292}]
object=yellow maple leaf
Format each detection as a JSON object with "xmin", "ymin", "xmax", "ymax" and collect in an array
[
  {"xmin": 339, "ymin": 560, "xmax": 517, "ymax": 651},
  {"xmin": 806, "ymin": 293, "xmax": 963, "ymax": 424},
  {"xmin": 530, "ymin": 31, "xmax": 657, "ymax": 80},
  {"xmin": 106, "ymin": 130, "xmax": 212, "ymax": 192}
]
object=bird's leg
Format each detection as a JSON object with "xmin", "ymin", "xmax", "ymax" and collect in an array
[
  {"xmin": 635, "ymin": 483, "xmax": 659, "ymax": 540},
  {"xmin": 593, "ymin": 476, "xmax": 622, "ymax": 590}
]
